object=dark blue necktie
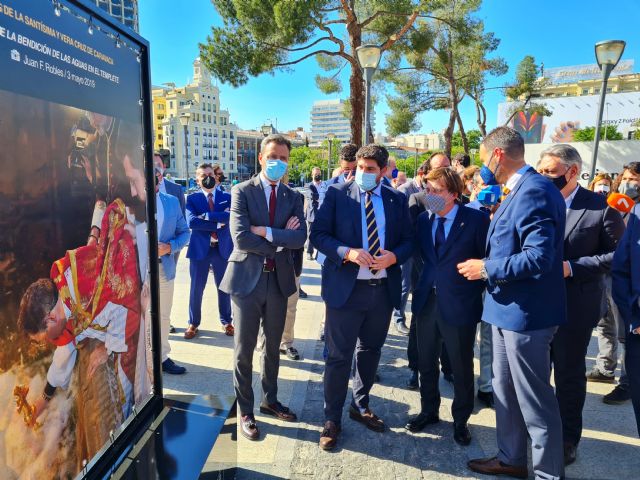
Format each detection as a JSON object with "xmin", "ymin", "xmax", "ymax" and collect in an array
[{"xmin": 434, "ymin": 217, "xmax": 446, "ymax": 257}]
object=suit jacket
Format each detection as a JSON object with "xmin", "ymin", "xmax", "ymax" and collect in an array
[
  {"xmin": 186, "ymin": 188, "xmax": 233, "ymax": 261},
  {"xmin": 564, "ymin": 186, "xmax": 625, "ymax": 327},
  {"xmin": 158, "ymin": 192, "xmax": 190, "ymax": 281},
  {"xmin": 412, "ymin": 206, "xmax": 489, "ymax": 326},
  {"xmin": 220, "ymin": 176, "xmax": 307, "ymax": 298},
  {"xmin": 408, "ymin": 191, "xmax": 429, "ymax": 227},
  {"xmin": 163, "ymin": 178, "xmax": 185, "ymax": 215},
  {"xmin": 398, "ymin": 180, "xmax": 421, "ymax": 197},
  {"xmin": 612, "ymin": 204, "xmax": 640, "ymax": 331},
  {"xmin": 304, "ymin": 182, "xmax": 320, "ymax": 222},
  {"xmin": 310, "ymin": 181, "xmax": 414, "ymax": 309},
  {"xmin": 483, "ymin": 168, "xmax": 567, "ymax": 331}
]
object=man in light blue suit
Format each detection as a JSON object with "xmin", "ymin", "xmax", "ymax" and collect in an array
[
  {"xmin": 185, "ymin": 163, "xmax": 234, "ymax": 339},
  {"xmin": 154, "ymin": 167, "xmax": 191, "ymax": 374},
  {"xmin": 459, "ymin": 127, "xmax": 566, "ymax": 480}
]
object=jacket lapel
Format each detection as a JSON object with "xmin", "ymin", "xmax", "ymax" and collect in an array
[
  {"xmin": 347, "ymin": 182, "xmax": 363, "ymax": 244},
  {"xmin": 424, "ymin": 213, "xmax": 437, "ymax": 261},
  {"xmin": 274, "ymin": 183, "xmax": 289, "ymax": 227},
  {"xmin": 438, "ymin": 205, "xmax": 466, "ymax": 259},
  {"xmin": 565, "ymin": 186, "xmax": 588, "ymax": 240},
  {"xmin": 248, "ymin": 175, "xmax": 270, "ymax": 226}
]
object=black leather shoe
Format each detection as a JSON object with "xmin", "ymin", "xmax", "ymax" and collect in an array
[
  {"xmin": 405, "ymin": 412, "xmax": 439, "ymax": 432},
  {"xmin": 280, "ymin": 347, "xmax": 301, "ymax": 360},
  {"xmin": 162, "ymin": 358, "xmax": 186, "ymax": 375},
  {"xmin": 406, "ymin": 370, "xmax": 419, "ymax": 390},
  {"xmin": 603, "ymin": 385, "xmax": 631, "ymax": 404},
  {"xmin": 564, "ymin": 442, "xmax": 577, "ymax": 465},
  {"xmin": 395, "ymin": 322, "xmax": 410, "ymax": 336},
  {"xmin": 477, "ymin": 390, "xmax": 494, "ymax": 409},
  {"xmin": 454, "ymin": 422, "xmax": 472, "ymax": 446},
  {"xmin": 259, "ymin": 402, "xmax": 298, "ymax": 422},
  {"xmin": 299, "ymin": 288, "xmax": 308, "ymax": 299}
]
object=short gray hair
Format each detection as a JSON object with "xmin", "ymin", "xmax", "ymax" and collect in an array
[
  {"xmin": 539, "ymin": 144, "xmax": 582, "ymax": 169},
  {"xmin": 261, "ymin": 134, "xmax": 291, "ymax": 153}
]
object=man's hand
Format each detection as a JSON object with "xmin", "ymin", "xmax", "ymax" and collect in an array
[
  {"xmin": 344, "ymin": 170, "xmax": 355, "ymax": 183},
  {"xmin": 158, "ymin": 242, "xmax": 171, "ymax": 257},
  {"xmin": 457, "ymin": 259, "xmax": 485, "ymax": 281},
  {"xmin": 563, "ymin": 261, "xmax": 572, "ymax": 278},
  {"xmin": 250, "ymin": 226, "xmax": 267, "ymax": 237},
  {"xmin": 346, "ymin": 248, "xmax": 374, "ymax": 267},
  {"xmin": 285, "ymin": 216, "xmax": 300, "ymax": 230},
  {"xmin": 371, "ymin": 249, "xmax": 397, "ymax": 270},
  {"xmin": 88, "ymin": 343, "xmax": 109, "ymax": 379}
]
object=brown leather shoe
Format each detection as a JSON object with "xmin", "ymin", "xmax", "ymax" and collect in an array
[
  {"xmin": 259, "ymin": 402, "xmax": 297, "ymax": 421},
  {"xmin": 319, "ymin": 421, "xmax": 341, "ymax": 451},
  {"xmin": 468, "ymin": 456, "xmax": 528, "ymax": 479},
  {"xmin": 240, "ymin": 414, "xmax": 260, "ymax": 441},
  {"xmin": 348, "ymin": 406, "xmax": 385, "ymax": 432},
  {"xmin": 224, "ymin": 324, "xmax": 234, "ymax": 336},
  {"xmin": 184, "ymin": 325, "xmax": 198, "ymax": 339}
]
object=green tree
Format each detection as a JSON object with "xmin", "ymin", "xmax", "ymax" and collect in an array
[
  {"xmin": 384, "ymin": 0, "xmax": 505, "ymax": 157},
  {"xmin": 572, "ymin": 125, "xmax": 624, "ymax": 142},
  {"xmin": 199, "ymin": 1, "xmax": 439, "ymax": 146},
  {"xmin": 633, "ymin": 120, "xmax": 640, "ymax": 140},
  {"xmin": 503, "ymin": 55, "xmax": 551, "ymax": 126},
  {"xmin": 287, "ymin": 146, "xmax": 325, "ymax": 184},
  {"xmin": 452, "ymin": 129, "xmax": 481, "ymax": 149}
]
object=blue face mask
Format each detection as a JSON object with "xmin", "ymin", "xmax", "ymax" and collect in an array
[
  {"xmin": 480, "ymin": 154, "xmax": 499, "ymax": 186},
  {"xmin": 264, "ymin": 159, "xmax": 287, "ymax": 182},
  {"xmin": 355, "ymin": 169, "xmax": 379, "ymax": 192}
]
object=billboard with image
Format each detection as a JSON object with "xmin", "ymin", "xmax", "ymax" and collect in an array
[{"xmin": 0, "ymin": 0, "xmax": 157, "ymax": 477}]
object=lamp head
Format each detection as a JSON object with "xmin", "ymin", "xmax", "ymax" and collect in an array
[
  {"xmin": 179, "ymin": 112, "xmax": 191, "ymax": 127},
  {"xmin": 595, "ymin": 40, "xmax": 626, "ymax": 69},
  {"xmin": 356, "ymin": 45, "xmax": 382, "ymax": 70}
]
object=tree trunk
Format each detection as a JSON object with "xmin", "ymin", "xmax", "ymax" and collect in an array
[
  {"xmin": 444, "ymin": 105, "xmax": 456, "ymax": 159},
  {"xmin": 346, "ymin": 19, "xmax": 363, "ymax": 147},
  {"xmin": 455, "ymin": 108, "xmax": 468, "ymax": 153}
]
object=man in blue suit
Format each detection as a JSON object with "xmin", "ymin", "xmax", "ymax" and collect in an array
[
  {"xmin": 406, "ymin": 167, "xmax": 489, "ymax": 446},
  {"xmin": 153, "ymin": 167, "xmax": 191, "ymax": 374},
  {"xmin": 459, "ymin": 127, "xmax": 566, "ymax": 480},
  {"xmin": 185, "ymin": 163, "xmax": 234, "ymax": 339},
  {"xmin": 310, "ymin": 144, "xmax": 413, "ymax": 451},
  {"xmin": 611, "ymin": 204, "xmax": 640, "ymax": 437}
]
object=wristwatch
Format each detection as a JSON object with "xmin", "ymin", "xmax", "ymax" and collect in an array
[{"xmin": 480, "ymin": 263, "xmax": 488, "ymax": 280}]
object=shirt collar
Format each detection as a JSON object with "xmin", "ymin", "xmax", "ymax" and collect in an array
[
  {"xmin": 436, "ymin": 203, "xmax": 459, "ymax": 221},
  {"xmin": 505, "ymin": 164, "xmax": 532, "ymax": 191},
  {"xmin": 260, "ymin": 173, "xmax": 280, "ymax": 190},
  {"xmin": 565, "ymin": 184, "xmax": 580, "ymax": 208},
  {"xmin": 201, "ymin": 187, "xmax": 215, "ymax": 197},
  {"xmin": 357, "ymin": 181, "xmax": 383, "ymax": 197},
  {"xmin": 158, "ymin": 177, "xmax": 167, "ymax": 194}
]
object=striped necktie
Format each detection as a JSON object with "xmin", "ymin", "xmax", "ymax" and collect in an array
[{"xmin": 365, "ymin": 192, "xmax": 381, "ymax": 274}]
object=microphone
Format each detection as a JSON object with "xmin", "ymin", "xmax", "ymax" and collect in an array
[
  {"xmin": 607, "ymin": 192, "xmax": 634, "ymax": 213},
  {"xmin": 477, "ymin": 185, "xmax": 502, "ymax": 206}
]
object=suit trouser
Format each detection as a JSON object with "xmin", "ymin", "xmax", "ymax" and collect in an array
[
  {"xmin": 416, "ymin": 292, "xmax": 476, "ymax": 424},
  {"xmin": 392, "ymin": 258, "xmax": 413, "ymax": 324},
  {"xmin": 595, "ymin": 280, "xmax": 628, "ymax": 385},
  {"xmin": 626, "ymin": 330, "xmax": 640, "ymax": 437},
  {"xmin": 493, "ymin": 325, "xmax": 564, "ymax": 480},
  {"xmin": 188, "ymin": 245, "xmax": 232, "ymax": 327},
  {"xmin": 306, "ymin": 221, "xmax": 315, "ymax": 256},
  {"xmin": 280, "ymin": 275, "xmax": 300, "ymax": 349},
  {"xmin": 324, "ymin": 281, "xmax": 393, "ymax": 424},
  {"xmin": 407, "ymin": 317, "xmax": 453, "ymax": 376},
  {"xmin": 551, "ymin": 321, "xmax": 594, "ymax": 446},
  {"xmin": 158, "ymin": 264, "xmax": 175, "ymax": 362},
  {"xmin": 477, "ymin": 321, "xmax": 493, "ymax": 393},
  {"xmin": 232, "ymin": 271, "xmax": 287, "ymax": 415}
]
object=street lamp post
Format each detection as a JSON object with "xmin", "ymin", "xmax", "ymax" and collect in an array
[
  {"xmin": 356, "ymin": 45, "xmax": 382, "ymax": 146},
  {"xmin": 327, "ymin": 132, "xmax": 335, "ymax": 179},
  {"xmin": 179, "ymin": 112, "xmax": 191, "ymax": 179},
  {"xmin": 590, "ymin": 40, "xmax": 626, "ymax": 181},
  {"xmin": 259, "ymin": 124, "xmax": 273, "ymax": 176}
]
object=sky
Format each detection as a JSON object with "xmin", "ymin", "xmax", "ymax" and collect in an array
[{"xmin": 139, "ymin": 0, "xmax": 640, "ymax": 136}]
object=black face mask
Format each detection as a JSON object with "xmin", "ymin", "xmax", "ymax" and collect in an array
[
  {"xmin": 313, "ymin": 174, "xmax": 322, "ymax": 182},
  {"xmin": 549, "ymin": 174, "xmax": 568, "ymax": 191},
  {"xmin": 202, "ymin": 175, "xmax": 215, "ymax": 189},
  {"xmin": 216, "ymin": 173, "xmax": 226, "ymax": 183}
]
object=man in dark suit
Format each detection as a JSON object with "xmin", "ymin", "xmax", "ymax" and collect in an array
[
  {"xmin": 537, "ymin": 144, "xmax": 625, "ymax": 465},
  {"xmin": 304, "ymin": 167, "xmax": 325, "ymax": 260},
  {"xmin": 459, "ymin": 127, "xmax": 566, "ymax": 480},
  {"xmin": 310, "ymin": 144, "xmax": 413, "ymax": 451},
  {"xmin": 185, "ymin": 164, "xmax": 234, "ymax": 339},
  {"xmin": 406, "ymin": 167, "xmax": 489, "ymax": 445},
  {"xmin": 612, "ymin": 204, "xmax": 640, "ymax": 438},
  {"xmin": 220, "ymin": 134, "xmax": 306, "ymax": 441}
]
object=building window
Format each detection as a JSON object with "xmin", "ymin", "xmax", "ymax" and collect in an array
[
  {"xmin": 195, "ymin": 149, "xmax": 199, "ymax": 156},
  {"xmin": 169, "ymin": 101, "xmax": 173, "ymax": 109},
  {"xmin": 582, "ymin": 88, "xmax": 589, "ymax": 95}
]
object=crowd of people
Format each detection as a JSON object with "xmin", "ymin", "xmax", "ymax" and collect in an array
[{"xmin": 152, "ymin": 127, "xmax": 640, "ymax": 480}]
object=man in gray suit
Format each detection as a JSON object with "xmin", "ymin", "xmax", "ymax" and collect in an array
[{"xmin": 220, "ymin": 134, "xmax": 307, "ymax": 441}]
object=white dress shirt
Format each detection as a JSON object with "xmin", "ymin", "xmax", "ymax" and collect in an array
[
  {"xmin": 156, "ymin": 191, "xmax": 165, "ymax": 236},
  {"xmin": 505, "ymin": 164, "xmax": 533, "ymax": 192}
]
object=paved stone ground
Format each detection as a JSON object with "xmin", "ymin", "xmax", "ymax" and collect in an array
[{"xmin": 163, "ymin": 258, "xmax": 640, "ymax": 479}]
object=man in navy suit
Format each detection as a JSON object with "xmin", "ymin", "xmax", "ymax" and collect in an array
[
  {"xmin": 153, "ymin": 167, "xmax": 191, "ymax": 374},
  {"xmin": 537, "ymin": 144, "xmax": 625, "ymax": 464},
  {"xmin": 459, "ymin": 127, "xmax": 566, "ymax": 480},
  {"xmin": 185, "ymin": 163, "xmax": 234, "ymax": 339},
  {"xmin": 406, "ymin": 167, "xmax": 489, "ymax": 446},
  {"xmin": 612, "ymin": 204, "xmax": 640, "ymax": 438},
  {"xmin": 311, "ymin": 144, "xmax": 413, "ymax": 451}
]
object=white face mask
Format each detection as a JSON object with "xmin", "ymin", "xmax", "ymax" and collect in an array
[{"xmin": 594, "ymin": 184, "xmax": 610, "ymax": 194}]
